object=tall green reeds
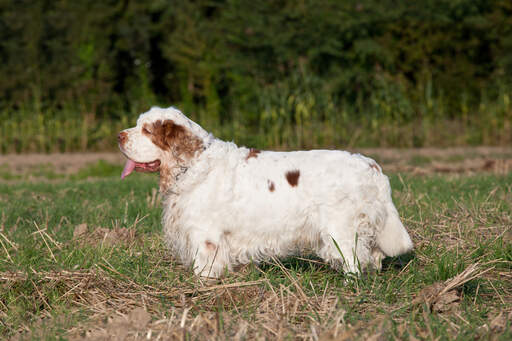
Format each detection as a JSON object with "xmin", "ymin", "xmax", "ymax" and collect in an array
[
  {"xmin": 0, "ymin": 106, "xmax": 138, "ymax": 154},
  {"xmin": 1, "ymin": 80, "xmax": 511, "ymax": 153},
  {"xmin": 211, "ymin": 74, "xmax": 512, "ymax": 150}
]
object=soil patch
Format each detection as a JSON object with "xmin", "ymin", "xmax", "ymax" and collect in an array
[
  {"xmin": 0, "ymin": 153, "xmax": 125, "ymax": 175},
  {"xmin": 73, "ymin": 223, "xmax": 137, "ymax": 247},
  {"xmin": 1, "ymin": 147, "xmax": 511, "ymax": 178}
]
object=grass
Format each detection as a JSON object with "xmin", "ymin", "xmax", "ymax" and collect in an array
[
  {"xmin": 0, "ymin": 167, "xmax": 511, "ymax": 340},
  {"xmin": 1, "ymin": 83, "xmax": 511, "ymax": 153}
]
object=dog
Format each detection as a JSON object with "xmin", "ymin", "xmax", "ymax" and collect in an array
[{"xmin": 118, "ymin": 107, "xmax": 413, "ymax": 277}]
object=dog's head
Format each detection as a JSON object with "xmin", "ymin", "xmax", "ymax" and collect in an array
[{"xmin": 118, "ymin": 107, "xmax": 210, "ymax": 190}]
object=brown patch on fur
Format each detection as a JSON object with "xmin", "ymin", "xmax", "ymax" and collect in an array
[
  {"xmin": 205, "ymin": 240, "xmax": 217, "ymax": 251},
  {"xmin": 245, "ymin": 148, "xmax": 261, "ymax": 160},
  {"xmin": 223, "ymin": 230, "xmax": 232, "ymax": 237},
  {"xmin": 268, "ymin": 180, "xmax": 275, "ymax": 192},
  {"xmin": 143, "ymin": 120, "xmax": 203, "ymax": 159},
  {"xmin": 369, "ymin": 163, "xmax": 381, "ymax": 172},
  {"xmin": 285, "ymin": 170, "xmax": 300, "ymax": 187},
  {"xmin": 117, "ymin": 131, "xmax": 128, "ymax": 146}
]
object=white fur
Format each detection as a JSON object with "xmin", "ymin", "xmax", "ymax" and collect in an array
[{"xmin": 119, "ymin": 107, "xmax": 413, "ymax": 277}]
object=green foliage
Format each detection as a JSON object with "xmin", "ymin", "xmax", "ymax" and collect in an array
[
  {"xmin": 70, "ymin": 160, "xmax": 123, "ymax": 180},
  {"xmin": 1, "ymin": 0, "xmax": 512, "ymax": 150}
]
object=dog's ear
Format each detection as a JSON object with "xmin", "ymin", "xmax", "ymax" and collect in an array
[{"xmin": 145, "ymin": 119, "xmax": 203, "ymax": 159}]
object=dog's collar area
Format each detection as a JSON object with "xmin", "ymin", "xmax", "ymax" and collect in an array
[{"xmin": 175, "ymin": 166, "xmax": 188, "ymax": 182}]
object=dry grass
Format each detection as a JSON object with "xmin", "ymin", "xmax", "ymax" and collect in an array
[{"xmin": 2, "ymin": 260, "xmax": 507, "ymax": 340}]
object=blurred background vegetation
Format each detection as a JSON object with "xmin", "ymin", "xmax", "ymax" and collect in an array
[{"xmin": 1, "ymin": 0, "xmax": 511, "ymax": 153}]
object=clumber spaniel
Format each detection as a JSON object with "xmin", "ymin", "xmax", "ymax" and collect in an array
[{"xmin": 118, "ymin": 107, "xmax": 413, "ymax": 277}]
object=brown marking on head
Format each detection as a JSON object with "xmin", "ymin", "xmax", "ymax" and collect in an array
[
  {"xmin": 205, "ymin": 240, "xmax": 217, "ymax": 251},
  {"xmin": 142, "ymin": 119, "xmax": 204, "ymax": 193},
  {"xmin": 369, "ymin": 163, "xmax": 381, "ymax": 172},
  {"xmin": 143, "ymin": 119, "xmax": 203, "ymax": 159},
  {"xmin": 285, "ymin": 170, "xmax": 300, "ymax": 187},
  {"xmin": 267, "ymin": 180, "xmax": 275, "ymax": 192},
  {"xmin": 117, "ymin": 131, "xmax": 128, "ymax": 146},
  {"xmin": 223, "ymin": 230, "xmax": 232, "ymax": 237},
  {"xmin": 245, "ymin": 148, "xmax": 261, "ymax": 161}
]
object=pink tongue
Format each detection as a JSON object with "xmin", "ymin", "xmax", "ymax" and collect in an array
[{"xmin": 121, "ymin": 159, "xmax": 136, "ymax": 179}]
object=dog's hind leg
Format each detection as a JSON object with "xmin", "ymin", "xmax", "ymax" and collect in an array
[{"xmin": 315, "ymin": 210, "xmax": 376, "ymax": 274}]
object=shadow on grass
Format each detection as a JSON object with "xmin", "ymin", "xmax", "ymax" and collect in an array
[
  {"xmin": 257, "ymin": 255, "xmax": 329, "ymax": 274},
  {"xmin": 256, "ymin": 251, "xmax": 416, "ymax": 277},
  {"xmin": 382, "ymin": 251, "xmax": 415, "ymax": 272}
]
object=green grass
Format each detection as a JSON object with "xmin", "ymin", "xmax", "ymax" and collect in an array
[
  {"xmin": 0, "ymin": 169, "xmax": 511, "ymax": 339},
  {"xmin": 409, "ymin": 155, "xmax": 432, "ymax": 167}
]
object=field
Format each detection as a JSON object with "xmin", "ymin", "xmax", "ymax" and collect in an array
[{"xmin": 0, "ymin": 150, "xmax": 511, "ymax": 340}]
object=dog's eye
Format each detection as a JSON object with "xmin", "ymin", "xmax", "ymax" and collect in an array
[{"xmin": 142, "ymin": 127, "xmax": 152, "ymax": 135}]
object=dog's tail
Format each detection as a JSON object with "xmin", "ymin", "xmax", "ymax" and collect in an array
[{"xmin": 376, "ymin": 203, "xmax": 413, "ymax": 257}]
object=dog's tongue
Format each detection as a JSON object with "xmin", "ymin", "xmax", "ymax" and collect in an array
[{"xmin": 121, "ymin": 159, "xmax": 136, "ymax": 179}]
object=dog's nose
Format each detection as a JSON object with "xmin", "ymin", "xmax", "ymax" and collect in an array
[{"xmin": 118, "ymin": 131, "xmax": 128, "ymax": 145}]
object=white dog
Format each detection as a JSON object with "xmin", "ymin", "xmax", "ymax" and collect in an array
[{"xmin": 118, "ymin": 107, "xmax": 413, "ymax": 277}]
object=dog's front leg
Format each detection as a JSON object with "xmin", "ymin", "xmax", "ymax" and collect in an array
[{"xmin": 191, "ymin": 237, "xmax": 231, "ymax": 278}]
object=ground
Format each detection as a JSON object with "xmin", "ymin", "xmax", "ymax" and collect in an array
[
  {"xmin": 0, "ymin": 148, "xmax": 511, "ymax": 340},
  {"xmin": 1, "ymin": 147, "xmax": 511, "ymax": 179}
]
